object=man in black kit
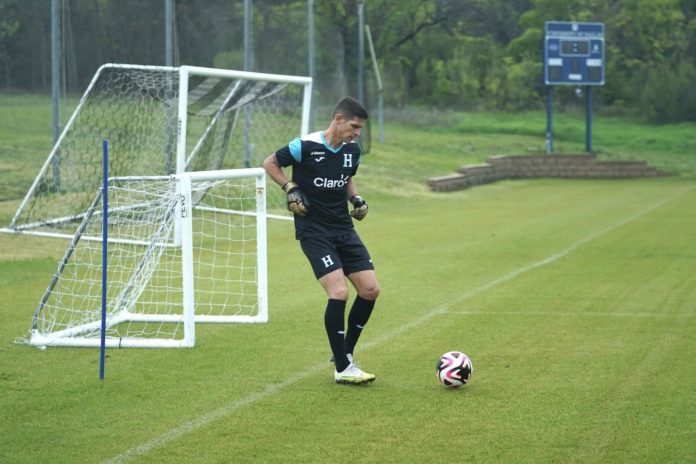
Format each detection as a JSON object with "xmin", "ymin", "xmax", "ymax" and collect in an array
[{"xmin": 263, "ymin": 96, "xmax": 379, "ymax": 385}]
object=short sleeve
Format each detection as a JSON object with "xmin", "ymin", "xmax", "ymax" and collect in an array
[{"xmin": 275, "ymin": 138, "xmax": 302, "ymax": 167}]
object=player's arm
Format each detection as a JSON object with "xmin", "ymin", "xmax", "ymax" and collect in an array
[
  {"xmin": 346, "ymin": 177, "xmax": 368, "ymax": 220},
  {"xmin": 262, "ymin": 153, "xmax": 310, "ymax": 216},
  {"xmin": 263, "ymin": 153, "xmax": 290, "ymax": 188}
]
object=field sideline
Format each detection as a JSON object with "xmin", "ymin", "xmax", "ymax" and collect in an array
[{"xmin": 1, "ymin": 174, "xmax": 695, "ymax": 463}]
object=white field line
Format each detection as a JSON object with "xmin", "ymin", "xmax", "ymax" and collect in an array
[
  {"xmin": 445, "ymin": 310, "xmax": 694, "ymax": 318},
  {"xmin": 104, "ymin": 185, "xmax": 694, "ymax": 464}
]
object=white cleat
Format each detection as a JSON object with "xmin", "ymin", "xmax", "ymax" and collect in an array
[{"xmin": 334, "ymin": 363, "xmax": 376, "ymax": 385}]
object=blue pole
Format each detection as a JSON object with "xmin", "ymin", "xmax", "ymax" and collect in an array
[
  {"xmin": 546, "ymin": 86, "xmax": 554, "ymax": 154},
  {"xmin": 100, "ymin": 140, "xmax": 108, "ymax": 380},
  {"xmin": 585, "ymin": 86, "xmax": 593, "ymax": 153}
]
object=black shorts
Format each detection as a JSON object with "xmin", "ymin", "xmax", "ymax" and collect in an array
[{"xmin": 299, "ymin": 231, "xmax": 374, "ymax": 279}]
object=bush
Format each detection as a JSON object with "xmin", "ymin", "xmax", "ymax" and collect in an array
[
  {"xmin": 502, "ymin": 60, "xmax": 544, "ymax": 111},
  {"xmin": 636, "ymin": 61, "xmax": 696, "ymax": 124}
]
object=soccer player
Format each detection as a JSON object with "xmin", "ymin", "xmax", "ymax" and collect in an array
[{"xmin": 263, "ymin": 96, "xmax": 379, "ymax": 385}]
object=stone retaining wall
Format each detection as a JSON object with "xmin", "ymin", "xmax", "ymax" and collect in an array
[{"xmin": 427, "ymin": 154, "xmax": 670, "ymax": 192}]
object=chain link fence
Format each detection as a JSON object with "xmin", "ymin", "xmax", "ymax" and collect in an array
[{"xmin": 1, "ymin": 0, "xmax": 378, "ymax": 151}]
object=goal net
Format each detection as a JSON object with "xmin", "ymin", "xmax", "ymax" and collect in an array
[
  {"xmin": 6, "ymin": 64, "xmax": 310, "ymax": 237},
  {"xmin": 19, "ymin": 168, "xmax": 267, "ymax": 348}
]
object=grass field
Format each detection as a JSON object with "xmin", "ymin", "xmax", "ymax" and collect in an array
[{"xmin": 1, "ymin": 96, "xmax": 695, "ymax": 463}]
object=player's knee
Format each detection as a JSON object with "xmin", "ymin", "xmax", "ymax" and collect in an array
[
  {"xmin": 328, "ymin": 285, "xmax": 350, "ymax": 301},
  {"xmin": 361, "ymin": 282, "xmax": 380, "ymax": 300}
]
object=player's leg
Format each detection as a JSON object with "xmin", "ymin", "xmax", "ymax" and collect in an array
[
  {"xmin": 300, "ymin": 237, "xmax": 352, "ymax": 372},
  {"xmin": 318, "ymin": 267, "xmax": 349, "ymax": 300},
  {"xmin": 340, "ymin": 231, "xmax": 380, "ymax": 358},
  {"xmin": 300, "ymin": 235, "xmax": 376, "ymax": 384},
  {"xmin": 345, "ymin": 269, "xmax": 379, "ymax": 356},
  {"xmin": 347, "ymin": 268, "xmax": 380, "ymax": 300},
  {"xmin": 320, "ymin": 269, "xmax": 375, "ymax": 384},
  {"xmin": 318, "ymin": 268, "xmax": 351, "ymax": 372}
]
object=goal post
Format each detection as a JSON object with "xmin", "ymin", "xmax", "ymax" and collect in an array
[
  {"xmin": 5, "ymin": 64, "xmax": 310, "ymax": 239},
  {"xmin": 19, "ymin": 168, "xmax": 268, "ymax": 349}
]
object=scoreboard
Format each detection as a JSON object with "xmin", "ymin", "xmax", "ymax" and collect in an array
[{"xmin": 544, "ymin": 21, "xmax": 604, "ymax": 86}]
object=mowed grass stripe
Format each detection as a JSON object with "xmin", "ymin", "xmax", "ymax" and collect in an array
[
  {"xmin": 103, "ymin": 184, "xmax": 694, "ymax": 463},
  {"xmin": 136, "ymin": 182, "xmax": 695, "ymax": 464},
  {"xmin": 423, "ymin": 184, "xmax": 696, "ymax": 463}
]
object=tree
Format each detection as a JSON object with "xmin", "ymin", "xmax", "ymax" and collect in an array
[{"xmin": 0, "ymin": 0, "xmax": 22, "ymax": 87}]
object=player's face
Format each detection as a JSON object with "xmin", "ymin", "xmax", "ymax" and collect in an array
[{"xmin": 337, "ymin": 116, "xmax": 365, "ymax": 144}]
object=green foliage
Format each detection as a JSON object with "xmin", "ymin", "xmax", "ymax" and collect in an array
[
  {"xmin": 612, "ymin": 0, "xmax": 687, "ymax": 65},
  {"xmin": 373, "ymin": 0, "xmax": 696, "ymax": 122},
  {"xmin": 447, "ymin": 36, "xmax": 505, "ymax": 109},
  {"xmin": 0, "ymin": 0, "xmax": 20, "ymax": 67},
  {"xmin": 502, "ymin": 60, "xmax": 544, "ymax": 111},
  {"xmin": 3, "ymin": 0, "xmax": 696, "ymax": 121},
  {"xmin": 506, "ymin": 27, "xmax": 543, "ymax": 63},
  {"xmin": 213, "ymin": 50, "xmax": 244, "ymax": 70},
  {"xmin": 636, "ymin": 61, "xmax": 696, "ymax": 123}
]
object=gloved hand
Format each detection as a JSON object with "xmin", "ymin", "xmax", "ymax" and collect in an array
[
  {"xmin": 349, "ymin": 195, "xmax": 368, "ymax": 221},
  {"xmin": 282, "ymin": 181, "xmax": 310, "ymax": 216}
]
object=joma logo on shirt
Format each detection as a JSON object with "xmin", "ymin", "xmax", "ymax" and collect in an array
[{"xmin": 314, "ymin": 174, "xmax": 349, "ymax": 188}]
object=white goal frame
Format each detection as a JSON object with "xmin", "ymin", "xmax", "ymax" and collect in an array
[
  {"xmin": 175, "ymin": 65, "xmax": 311, "ymax": 175},
  {"xmin": 23, "ymin": 168, "xmax": 268, "ymax": 349},
  {"xmin": 3, "ymin": 64, "xmax": 310, "ymax": 239}
]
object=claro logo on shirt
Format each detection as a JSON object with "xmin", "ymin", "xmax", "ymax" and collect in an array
[{"xmin": 314, "ymin": 173, "xmax": 349, "ymax": 188}]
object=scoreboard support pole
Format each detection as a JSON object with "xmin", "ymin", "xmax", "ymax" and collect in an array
[
  {"xmin": 546, "ymin": 86, "xmax": 594, "ymax": 155},
  {"xmin": 585, "ymin": 86, "xmax": 592, "ymax": 153},
  {"xmin": 546, "ymin": 86, "xmax": 554, "ymax": 155}
]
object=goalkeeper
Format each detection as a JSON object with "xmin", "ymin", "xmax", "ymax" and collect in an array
[{"xmin": 263, "ymin": 96, "xmax": 379, "ymax": 385}]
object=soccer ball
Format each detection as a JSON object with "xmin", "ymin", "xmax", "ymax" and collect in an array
[{"xmin": 436, "ymin": 351, "xmax": 473, "ymax": 388}]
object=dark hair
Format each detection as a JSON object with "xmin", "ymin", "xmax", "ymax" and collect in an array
[{"xmin": 333, "ymin": 96, "xmax": 368, "ymax": 120}]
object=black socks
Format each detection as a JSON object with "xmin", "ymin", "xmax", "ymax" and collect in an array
[
  {"xmin": 324, "ymin": 299, "xmax": 349, "ymax": 372},
  {"xmin": 344, "ymin": 296, "xmax": 376, "ymax": 356},
  {"xmin": 325, "ymin": 296, "xmax": 377, "ymax": 373}
]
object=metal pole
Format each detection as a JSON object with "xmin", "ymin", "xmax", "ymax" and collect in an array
[
  {"xmin": 585, "ymin": 86, "xmax": 593, "ymax": 153},
  {"xmin": 243, "ymin": 0, "xmax": 253, "ymax": 167},
  {"xmin": 51, "ymin": 0, "xmax": 60, "ymax": 145},
  {"xmin": 378, "ymin": 92, "xmax": 384, "ymax": 144},
  {"xmin": 51, "ymin": 0, "xmax": 61, "ymax": 190},
  {"xmin": 546, "ymin": 86, "xmax": 554, "ymax": 154},
  {"xmin": 357, "ymin": 0, "xmax": 364, "ymax": 104},
  {"xmin": 164, "ymin": 0, "xmax": 176, "ymax": 173},
  {"xmin": 100, "ymin": 139, "xmax": 109, "ymax": 380},
  {"xmin": 365, "ymin": 25, "xmax": 383, "ymax": 144},
  {"xmin": 164, "ymin": 0, "xmax": 174, "ymax": 66},
  {"xmin": 307, "ymin": 0, "xmax": 315, "ymax": 132},
  {"xmin": 244, "ymin": 0, "xmax": 252, "ymax": 71}
]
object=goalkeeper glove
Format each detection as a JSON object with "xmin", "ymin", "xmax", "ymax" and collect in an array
[
  {"xmin": 283, "ymin": 181, "xmax": 310, "ymax": 216},
  {"xmin": 349, "ymin": 195, "xmax": 368, "ymax": 221}
]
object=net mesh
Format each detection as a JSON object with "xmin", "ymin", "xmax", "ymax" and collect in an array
[
  {"xmin": 25, "ymin": 173, "xmax": 262, "ymax": 347},
  {"xmin": 10, "ymin": 65, "xmax": 305, "ymax": 235}
]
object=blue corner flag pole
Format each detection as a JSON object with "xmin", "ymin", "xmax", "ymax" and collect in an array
[{"xmin": 100, "ymin": 140, "xmax": 109, "ymax": 380}]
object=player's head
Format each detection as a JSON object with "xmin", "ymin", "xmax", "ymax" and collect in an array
[
  {"xmin": 333, "ymin": 96, "xmax": 368, "ymax": 121},
  {"xmin": 332, "ymin": 97, "xmax": 368, "ymax": 144}
]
